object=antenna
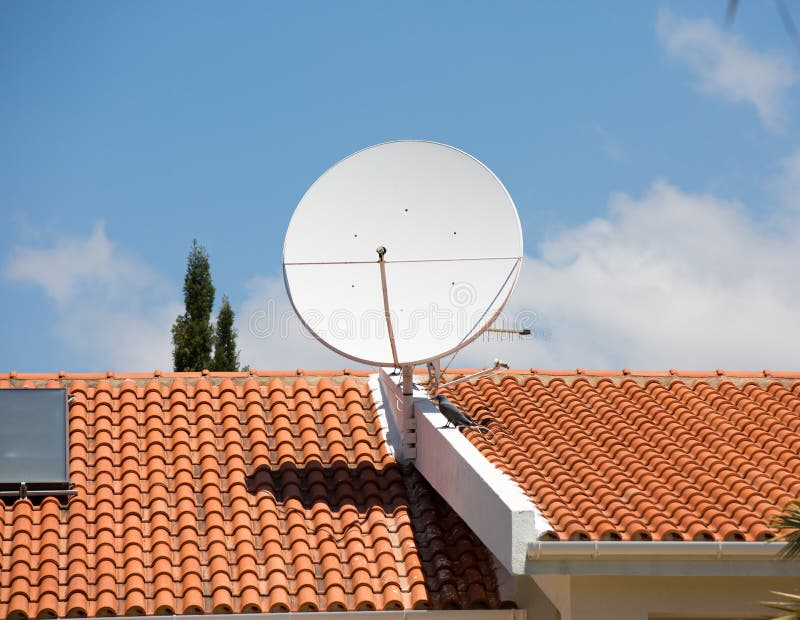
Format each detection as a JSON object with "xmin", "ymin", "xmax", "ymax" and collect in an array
[{"xmin": 283, "ymin": 141, "xmax": 523, "ymax": 448}]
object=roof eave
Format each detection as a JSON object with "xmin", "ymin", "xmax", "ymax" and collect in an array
[
  {"xmin": 525, "ymin": 541, "xmax": 799, "ymax": 576},
  {"xmin": 61, "ymin": 610, "xmax": 526, "ymax": 620}
]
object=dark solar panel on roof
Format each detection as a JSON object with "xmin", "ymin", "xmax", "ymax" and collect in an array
[{"xmin": 0, "ymin": 388, "xmax": 69, "ymax": 500}]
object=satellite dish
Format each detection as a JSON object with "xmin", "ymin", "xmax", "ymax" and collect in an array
[{"xmin": 283, "ymin": 140, "xmax": 523, "ymax": 367}]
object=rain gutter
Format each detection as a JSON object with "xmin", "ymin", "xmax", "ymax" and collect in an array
[
  {"xmin": 67, "ymin": 610, "xmax": 526, "ymax": 620},
  {"xmin": 525, "ymin": 541, "xmax": 799, "ymax": 576}
]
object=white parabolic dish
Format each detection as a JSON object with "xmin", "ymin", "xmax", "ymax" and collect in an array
[{"xmin": 283, "ymin": 140, "xmax": 523, "ymax": 367}]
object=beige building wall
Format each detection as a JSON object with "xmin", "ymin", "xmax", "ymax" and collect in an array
[{"xmin": 516, "ymin": 574, "xmax": 800, "ymax": 620}]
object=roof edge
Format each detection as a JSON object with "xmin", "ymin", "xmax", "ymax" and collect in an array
[
  {"xmin": 4, "ymin": 368, "xmax": 799, "ymax": 382},
  {"xmin": 525, "ymin": 541, "xmax": 799, "ymax": 576},
  {"xmin": 58, "ymin": 610, "xmax": 526, "ymax": 620},
  {"xmin": 441, "ymin": 368, "xmax": 800, "ymax": 379},
  {"xmin": 0, "ymin": 369, "xmax": 375, "ymax": 381}
]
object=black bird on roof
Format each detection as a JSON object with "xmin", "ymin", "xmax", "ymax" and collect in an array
[{"xmin": 432, "ymin": 394, "xmax": 480, "ymax": 429}]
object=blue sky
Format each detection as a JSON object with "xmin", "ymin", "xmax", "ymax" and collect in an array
[{"xmin": 2, "ymin": 1, "xmax": 799, "ymax": 372}]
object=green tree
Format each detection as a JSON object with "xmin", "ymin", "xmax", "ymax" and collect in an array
[
  {"xmin": 211, "ymin": 295, "xmax": 240, "ymax": 371},
  {"xmin": 172, "ymin": 240, "xmax": 215, "ymax": 372}
]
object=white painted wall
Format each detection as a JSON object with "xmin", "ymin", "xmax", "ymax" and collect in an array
[{"xmin": 515, "ymin": 574, "xmax": 800, "ymax": 620}]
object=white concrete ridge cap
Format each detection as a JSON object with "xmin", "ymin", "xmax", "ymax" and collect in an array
[
  {"xmin": 412, "ymin": 390, "xmax": 551, "ymax": 530},
  {"xmin": 417, "ymin": 396, "xmax": 537, "ymax": 511},
  {"xmin": 368, "ymin": 373, "xmax": 397, "ymax": 459},
  {"xmin": 372, "ymin": 370, "xmax": 551, "ymax": 574},
  {"xmin": 414, "ymin": 394, "xmax": 545, "ymax": 574}
]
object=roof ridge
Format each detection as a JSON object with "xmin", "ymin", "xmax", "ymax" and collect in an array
[
  {"xmin": 440, "ymin": 368, "xmax": 800, "ymax": 379},
  {"xmin": 0, "ymin": 368, "xmax": 376, "ymax": 380},
  {"xmin": 3, "ymin": 368, "xmax": 800, "ymax": 381}
]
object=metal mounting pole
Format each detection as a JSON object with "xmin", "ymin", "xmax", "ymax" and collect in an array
[
  {"xmin": 376, "ymin": 246, "xmax": 400, "ymax": 368},
  {"xmin": 437, "ymin": 359, "xmax": 509, "ymax": 390},
  {"xmin": 426, "ymin": 360, "xmax": 441, "ymax": 392}
]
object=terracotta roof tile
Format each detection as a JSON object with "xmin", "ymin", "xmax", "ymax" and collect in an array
[
  {"xmin": 442, "ymin": 371, "xmax": 800, "ymax": 542},
  {"xmin": 0, "ymin": 374, "xmax": 500, "ymax": 618}
]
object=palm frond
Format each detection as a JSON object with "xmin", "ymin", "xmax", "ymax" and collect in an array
[
  {"xmin": 762, "ymin": 591, "xmax": 800, "ymax": 619},
  {"xmin": 771, "ymin": 500, "xmax": 800, "ymax": 560}
]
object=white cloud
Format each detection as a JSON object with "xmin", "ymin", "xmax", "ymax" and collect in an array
[
  {"xmin": 235, "ymin": 156, "xmax": 800, "ymax": 373},
  {"xmin": 4, "ymin": 224, "xmax": 180, "ymax": 371},
  {"xmin": 657, "ymin": 8, "xmax": 797, "ymax": 130},
  {"xmin": 457, "ymin": 178, "xmax": 800, "ymax": 370},
  {"xmin": 9, "ymin": 155, "xmax": 800, "ymax": 374},
  {"xmin": 5, "ymin": 222, "xmax": 156, "ymax": 304}
]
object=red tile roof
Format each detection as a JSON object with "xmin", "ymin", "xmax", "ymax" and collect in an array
[
  {"xmin": 0, "ymin": 373, "xmax": 501, "ymax": 618},
  {"xmin": 443, "ymin": 371, "xmax": 800, "ymax": 542}
]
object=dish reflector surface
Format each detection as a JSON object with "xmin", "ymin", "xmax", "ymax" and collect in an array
[{"xmin": 283, "ymin": 141, "xmax": 523, "ymax": 366}]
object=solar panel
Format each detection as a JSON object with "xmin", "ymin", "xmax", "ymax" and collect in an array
[{"xmin": 0, "ymin": 389, "xmax": 68, "ymax": 493}]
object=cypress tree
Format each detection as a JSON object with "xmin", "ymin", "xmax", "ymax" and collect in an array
[
  {"xmin": 211, "ymin": 295, "xmax": 240, "ymax": 371},
  {"xmin": 172, "ymin": 240, "xmax": 215, "ymax": 372}
]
